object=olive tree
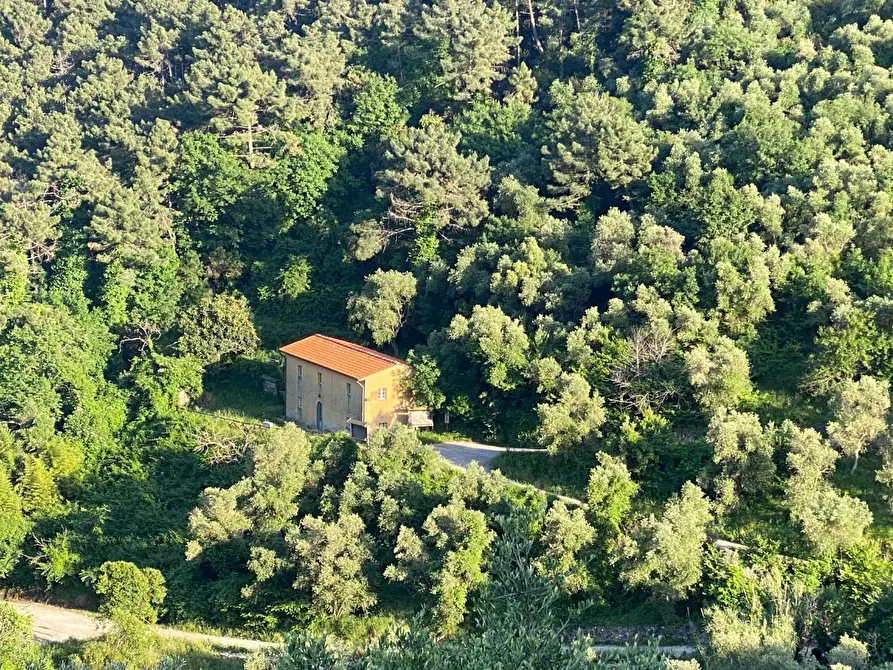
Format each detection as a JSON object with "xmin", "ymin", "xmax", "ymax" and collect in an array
[
  {"xmin": 707, "ymin": 410, "xmax": 775, "ymax": 510},
  {"xmin": 685, "ymin": 337, "xmax": 752, "ymax": 411},
  {"xmin": 347, "ymin": 269, "xmax": 417, "ymax": 347},
  {"xmin": 535, "ymin": 372, "xmax": 606, "ymax": 453},
  {"xmin": 784, "ymin": 423, "xmax": 873, "ymax": 555},
  {"xmin": 287, "ymin": 512, "xmax": 377, "ymax": 618},
  {"xmin": 827, "ymin": 376, "xmax": 890, "ymax": 472},
  {"xmin": 386, "ymin": 500, "xmax": 494, "ymax": 633},
  {"xmin": 534, "ymin": 501, "xmax": 596, "ymax": 594},
  {"xmin": 587, "ymin": 453, "xmax": 639, "ymax": 535},
  {"xmin": 447, "ymin": 305, "xmax": 530, "ymax": 391},
  {"xmin": 620, "ymin": 482, "xmax": 713, "ymax": 601},
  {"xmin": 186, "ymin": 424, "xmax": 313, "ymax": 559}
]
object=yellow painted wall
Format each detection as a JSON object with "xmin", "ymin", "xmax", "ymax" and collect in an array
[
  {"xmin": 283, "ymin": 355, "xmax": 419, "ymax": 432},
  {"xmin": 283, "ymin": 355, "xmax": 362, "ymax": 431},
  {"xmin": 362, "ymin": 365, "xmax": 412, "ymax": 429}
]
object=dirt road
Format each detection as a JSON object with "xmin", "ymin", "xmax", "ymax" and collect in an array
[
  {"xmin": 5, "ymin": 600, "xmax": 277, "ymax": 651},
  {"xmin": 431, "ymin": 440, "xmax": 546, "ymax": 470},
  {"xmin": 431, "ymin": 441, "xmax": 584, "ymax": 506},
  {"xmin": 8, "ymin": 599, "xmax": 699, "ymax": 659}
]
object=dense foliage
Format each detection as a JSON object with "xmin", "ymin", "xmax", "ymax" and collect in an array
[{"xmin": 4, "ymin": 0, "xmax": 893, "ymax": 666}]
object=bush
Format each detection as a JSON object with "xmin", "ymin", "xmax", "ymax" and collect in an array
[
  {"xmin": 827, "ymin": 634, "xmax": 869, "ymax": 669},
  {"xmin": 93, "ymin": 561, "xmax": 167, "ymax": 626},
  {"xmin": 0, "ymin": 603, "xmax": 35, "ymax": 667}
]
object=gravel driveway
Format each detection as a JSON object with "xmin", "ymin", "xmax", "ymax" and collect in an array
[
  {"xmin": 431, "ymin": 441, "xmax": 512, "ymax": 470},
  {"xmin": 6, "ymin": 599, "xmax": 276, "ymax": 651},
  {"xmin": 431, "ymin": 441, "xmax": 585, "ymax": 507}
]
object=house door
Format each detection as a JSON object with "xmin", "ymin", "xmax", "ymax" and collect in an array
[{"xmin": 316, "ymin": 401, "xmax": 323, "ymax": 430}]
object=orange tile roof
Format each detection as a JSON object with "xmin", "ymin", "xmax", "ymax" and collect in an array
[{"xmin": 279, "ymin": 334, "xmax": 406, "ymax": 380}]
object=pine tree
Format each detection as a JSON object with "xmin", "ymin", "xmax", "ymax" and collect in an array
[
  {"xmin": 415, "ymin": 0, "xmax": 517, "ymax": 100},
  {"xmin": 371, "ymin": 116, "xmax": 490, "ymax": 261},
  {"xmin": 183, "ymin": 6, "xmax": 291, "ymax": 166},
  {"xmin": 544, "ymin": 78, "xmax": 656, "ymax": 208}
]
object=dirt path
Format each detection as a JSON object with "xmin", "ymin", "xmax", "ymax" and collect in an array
[
  {"xmin": 431, "ymin": 440, "xmax": 544, "ymax": 470},
  {"xmin": 8, "ymin": 599, "xmax": 699, "ymax": 659},
  {"xmin": 432, "ymin": 441, "xmax": 584, "ymax": 506},
  {"xmin": 5, "ymin": 600, "xmax": 277, "ymax": 651}
]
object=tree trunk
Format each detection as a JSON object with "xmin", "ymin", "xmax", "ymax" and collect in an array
[
  {"xmin": 247, "ymin": 126, "xmax": 255, "ymax": 169},
  {"xmin": 852, "ymin": 451, "xmax": 860, "ymax": 474},
  {"xmin": 515, "ymin": 0, "xmax": 521, "ymax": 64},
  {"xmin": 526, "ymin": 0, "xmax": 544, "ymax": 54}
]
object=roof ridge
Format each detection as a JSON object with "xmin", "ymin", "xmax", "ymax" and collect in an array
[
  {"xmin": 315, "ymin": 334, "xmax": 405, "ymax": 365},
  {"xmin": 278, "ymin": 334, "xmax": 406, "ymax": 380}
]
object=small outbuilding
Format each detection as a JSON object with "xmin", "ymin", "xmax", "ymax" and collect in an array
[{"xmin": 278, "ymin": 334, "xmax": 433, "ymax": 440}]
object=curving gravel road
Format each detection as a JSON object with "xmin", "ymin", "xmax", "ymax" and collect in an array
[
  {"xmin": 6, "ymin": 599, "xmax": 698, "ymax": 658},
  {"xmin": 431, "ymin": 441, "xmax": 585, "ymax": 507},
  {"xmin": 5, "ymin": 599, "xmax": 276, "ymax": 651},
  {"xmin": 431, "ymin": 440, "xmax": 544, "ymax": 470}
]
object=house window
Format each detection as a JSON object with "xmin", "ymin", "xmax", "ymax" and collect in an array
[
  {"xmin": 318, "ymin": 372, "xmax": 323, "ymax": 388},
  {"xmin": 347, "ymin": 383, "xmax": 352, "ymax": 397},
  {"xmin": 297, "ymin": 397, "xmax": 303, "ymax": 409},
  {"xmin": 379, "ymin": 422, "xmax": 388, "ymax": 429},
  {"xmin": 378, "ymin": 388, "xmax": 387, "ymax": 400}
]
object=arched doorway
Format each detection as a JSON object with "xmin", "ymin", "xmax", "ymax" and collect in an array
[{"xmin": 316, "ymin": 401, "xmax": 323, "ymax": 430}]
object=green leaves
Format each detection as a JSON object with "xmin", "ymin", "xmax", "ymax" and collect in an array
[
  {"xmin": 92, "ymin": 560, "xmax": 167, "ymax": 626},
  {"xmin": 177, "ymin": 293, "xmax": 259, "ymax": 365},
  {"xmin": 827, "ymin": 376, "xmax": 891, "ymax": 471},
  {"xmin": 447, "ymin": 305, "xmax": 529, "ymax": 391},
  {"xmin": 182, "ymin": 6, "xmax": 289, "ymax": 164},
  {"xmin": 784, "ymin": 423, "xmax": 873, "ymax": 555},
  {"xmin": 6, "ymin": 0, "xmax": 893, "ymax": 653},
  {"xmin": 0, "ymin": 471, "xmax": 27, "ymax": 579},
  {"xmin": 620, "ymin": 481, "xmax": 713, "ymax": 601},
  {"xmin": 535, "ymin": 373, "xmax": 606, "ymax": 453},
  {"xmin": 587, "ymin": 453, "xmax": 638, "ymax": 535},
  {"xmin": 544, "ymin": 79, "xmax": 656, "ymax": 208},
  {"xmin": 387, "ymin": 499, "xmax": 494, "ymax": 633},
  {"xmin": 707, "ymin": 409, "xmax": 776, "ymax": 509},
  {"xmin": 684, "ymin": 337, "xmax": 752, "ymax": 412},
  {"xmin": 288, "ymin": 511, "xmax": 377, "ymax": 618},
  {"xmin": 347, "ymin": 269, "xmax": 417, "ymax": 346},
  {"xmin": 371, "ymin": 118, "xmax": 491, "ymax": 261},
  {"xmin": 415, "ymin": 0, "xmax": 517, "ymax": 100}
]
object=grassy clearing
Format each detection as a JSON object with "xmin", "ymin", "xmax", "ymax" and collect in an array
[
  {"xmin": 492, "ymin": 450, "xmax": 590, "ymax": 500},
  {"xmin": 741, "ymin": 388, "xmax": 824, "ymax": 427},
  {"xmin": 577, "ymin": 595, "xmax": 703, "ymax": 635},
  {"xmin": 833, "ymin": 451, "xmax": 893, "ymax": 541},
  {"xmin": 713, "ymin": 488, "xmax": 802, "ymax": 550},
  {"xmin": 199, "ymin": 356, "xmax": 284, "ymax": 423},
  {"xmin": 158, "ymin": 619, "xmax": 283, "ymax": 643},
  {"xmin": 46, "ymin": 635, "xmax": 246, "ymax": 670},
  {"xmin": 417, "ymin": 429, "xmax": 477, "ymax": 445}
]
